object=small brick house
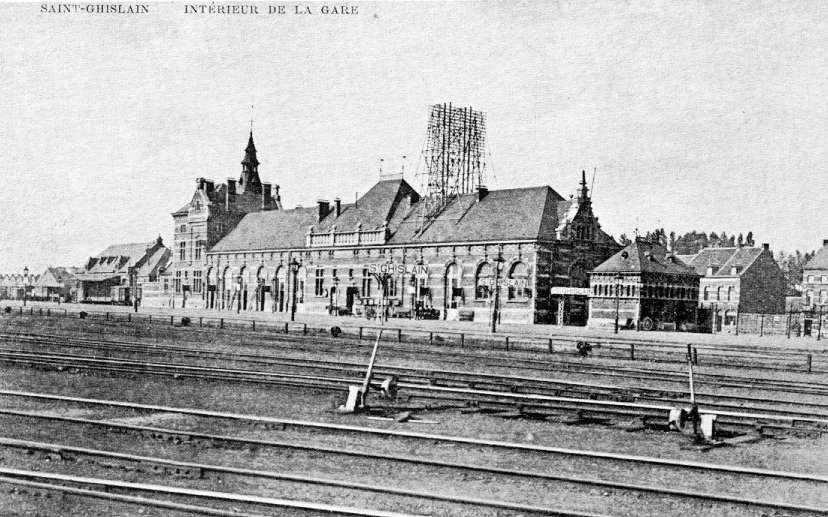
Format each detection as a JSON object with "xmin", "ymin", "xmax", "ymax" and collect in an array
[
  {"xmin": 678, "ymin": 244, "xmax": 786, "ymax": 328},
  {"xmin": 588, "ymin": 239, "xmax": 700, "ymax": 331}
]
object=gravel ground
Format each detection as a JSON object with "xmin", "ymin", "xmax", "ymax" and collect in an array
[{"xmin": 0, "ymin": 363, "xmax": 826, "ymax": 516}]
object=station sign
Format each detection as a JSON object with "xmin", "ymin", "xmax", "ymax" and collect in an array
[
  {"xmin": 366, "ymin": 262, "xmax": 429, "ymax": 276},
  {"xmin": 479, "ymin": 277, "xmax": 527, "ymax": 288}
]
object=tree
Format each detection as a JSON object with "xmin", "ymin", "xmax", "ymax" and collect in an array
[
  {"xmin": 746, "ymin": 231, "xmax": 754, "ymax": 247},
  {"xmin": 737, "ymin": 233, "xmax": 744, "ymax": 247},
  {"xmin": 618, "ymin": 233, "xmax": 631, "ymax": 246}
]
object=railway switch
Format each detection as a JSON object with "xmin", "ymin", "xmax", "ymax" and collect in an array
[
  {"xmin": 380, "ymin": 376, "xmax": 398, "ymax": 399},
  {"xmin": 668, "ymin": 407, "xmax": 689, "ymax": 431},
  {"xmin": 337, "ymin": 385, "xmax": 365, "ymax": 413},
  {"xmin": 700, "ymin": 414, "xmax": 718, "ymax": 440}
]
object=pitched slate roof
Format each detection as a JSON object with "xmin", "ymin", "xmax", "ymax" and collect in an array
[
  {"xmin": 593, "ymin": 239, "xmax": 697, "ymax": 276},
  {"xmin": 315, "ymin": 178, "xmax": 419, "ymax": 232},
  {"xmin": 211, "ymin": 178, "xmax": 619, "ymax": 252},
  {"xmin": 210, "ymin": 207, "xmax": 319, "ymax": 252},
  {"xmin": 682, "ymin": 247, "xmax": 764, "ymax": 276},
  {"xmin": 97, "ymin": 242, "xmax": 156, "ymax": 260},
  {"xmin": 389, "ymin": 186, "xmax": 564, "ymax": 244},
  {"xmin": 805, "ymin": 245, "xmax": 828, "ymax": 270}
]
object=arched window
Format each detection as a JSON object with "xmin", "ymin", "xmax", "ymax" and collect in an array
[
  {"xmin": 475, "ymin": 263, "xmax": 493, "ymax": 299},
  {"xmin": 716, "ymin": 286, "xmax": 722, "ymax": 301},
  {"xmin": 703, "ymin": 286, "xmax": 709, "ymax": 301},
  {"xmin": 507, "ymin": 262, "xmax": 530, "ymax": 300},
  {"xmin": 727, "ymin": 286, "xmax": 733, "ymax": 301}
]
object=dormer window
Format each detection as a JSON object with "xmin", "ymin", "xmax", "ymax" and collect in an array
[{"xmin": 706, "ymin": 266, "xmax": 714, "ymax": 276}]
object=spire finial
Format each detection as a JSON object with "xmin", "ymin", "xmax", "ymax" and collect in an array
[
  {"xmin": 579, "ymin": 169, "xmax": 589, "ymax": 201},
  {"xmin": 250, "ymin": 104, "xmax": 254, "ymax": 133}
]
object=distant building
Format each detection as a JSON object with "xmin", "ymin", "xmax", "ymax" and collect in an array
[
  {"xmin": 677, "ymin": 243, "xmax": 786, "ymax": 328},
  {"xmin": 169, "ymin": 131, "xmax": 281, "ymax": 309},
  {"xmin": 802, "ymin": 239, "xmax": 828, "ymax": 310},
  {"xmin": 33, "ymin": 266, "xmax": 80, "ymax": 302},
  {"xmin": 76, "ymin": 237, "xmax": 168, "ymax": 304},
  {"xmin": 588, "ymin": 239, "xmax": 700, "ymax": 331},
  {"xmin": 0, "ymin": 273, "xmax": 40, "ymax": 301}
]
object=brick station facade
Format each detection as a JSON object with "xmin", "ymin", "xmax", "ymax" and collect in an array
[{"xmin": 191, "ymin": 169, "xmax": 618, "ymax": 325}]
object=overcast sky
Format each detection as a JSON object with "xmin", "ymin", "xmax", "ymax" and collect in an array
[{"xmin": 1, "ymin": 1, "xmax": 827, "ymax": 272}]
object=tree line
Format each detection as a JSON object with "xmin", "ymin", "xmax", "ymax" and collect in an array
[{"xmin": 616, "ymin": 228, "xmax": 815, "ymax": 295}]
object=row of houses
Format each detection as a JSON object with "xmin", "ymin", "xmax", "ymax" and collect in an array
[{"xmin": 33, "ymin": 128, "xmax": 825, "ymax": 331}]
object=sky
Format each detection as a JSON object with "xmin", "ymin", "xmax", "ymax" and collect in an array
[{"xmin": 1, "ymin": 0, "xmax": 827, "ymax": 273}]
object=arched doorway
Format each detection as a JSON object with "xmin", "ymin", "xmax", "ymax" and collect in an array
[
  {"xmin": 443, "ymin": 263, "xmax": 463, "ymax": 318},
  {"xmin": 238, "ymin": 266, "xmax": 249, "ymax": 311},
  {"xmin": 273, "ymin": 266, "xmax": 286, "ymax": 312},
  {"xmin": 206, "ymin": 267, "xmax": 217, "ymax": 309},
  {"xmin": 221, "ymin": 266, "xmax": 231, "ymax": 310},
  {"xmin": 256, "ymin": 266, "xmax": 269, "ymax": 311}
]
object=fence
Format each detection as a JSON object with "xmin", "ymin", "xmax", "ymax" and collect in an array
[{"xmin": 731, "ymin": 311, "xmax": 825, "ymax": 339}]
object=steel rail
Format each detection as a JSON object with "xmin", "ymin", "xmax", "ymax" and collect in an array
[
  {"xmin": 0, "ymin": 467, "xmax": 427, "ymax": 517},
  {"xmin": 3, "ymin": 348, "xmax": 827, "ymax": 424},
  {"xmin": 5, "ymin": 408, "xmax": 827, "ymax": 492},
  {"xmin": 0, "ymin": 437, "xmax": 617, "ymax": 516},
  {"xmin": 11, "ymin": 304, "xmax": 827, "ymax": 356},
  {"xmin": 5, "ymin": 312, "xmax": 826, "ymax": 374},
  {"xmin": 5, "ymin": 329, "xmax": 826, "ymax": 395},
  {"xmin": 2, "ymin": 390, "xmax": 827, "ymax": 483},
  {"xmin": 2, "ymin": 436, "xmax": 827, "ymax": 514},
  {"xmin": 7, "ymin": 333, "xmax": 826, "ymax": 409},
  {"xmin": 0, "ymin": 475, "xmax": 272, "ymax": 517}
]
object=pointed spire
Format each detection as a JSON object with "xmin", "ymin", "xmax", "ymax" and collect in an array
[
  {"xmin": 578, "ymin": 169, "xmax": 589, "ymax": 202},
  {"xmin": 242, "ymin": 131, "xmax": 259, "ymax": 168}
]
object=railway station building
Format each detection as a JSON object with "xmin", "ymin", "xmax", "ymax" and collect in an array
[
  {"xmin": 168, "ymin": 132, "xmax": 282, "ymax": 309},
  {"xmin": 588, "ymin": 239, "xmax": 700, "ymax": 331},
  {"xmin": 201, "ymin": 171, "xmax": 619, "ymax": 325}
]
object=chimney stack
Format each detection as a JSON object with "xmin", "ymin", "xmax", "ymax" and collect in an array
[
  {"xmin": 226, "ymin": 179, "xmax": 236, "ymax": 210},
  {"xmin": 762, "ymin": 243, "xmax": 770, "ymax": 251},
  {"xmin": 823, "ymin": 238, "xmax": 828, "ymax": 247},
  {"xmin": 317, "ymin": 199, "xmax": 330, "ymax": 222},
  {"xmin": 262, "ymin": 183, "xmax": 272, "ymax": 209},
  {"xmin": 334, "ymin": 197, "xmax": 342, "ymax": 217},
  {"xmin": 196, "ymin": 177, "xmax": 205, "ymax": 190},
  {"xmin": 477, "ymin": 185, "xmax": 488, "ymax": 201}
]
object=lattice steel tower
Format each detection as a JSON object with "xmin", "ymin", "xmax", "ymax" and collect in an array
[{"xmin": 418, "ymin": 103, "xmax": 487, "ymax": 222}]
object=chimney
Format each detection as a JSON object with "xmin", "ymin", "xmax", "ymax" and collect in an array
[
  {"xmin": 334, "ymin": 197, "xmax": 342, "ymax": 217},
  {"xmin": 205, "ymin": 180, "xmax": 214, "ymax": 194},
  {"xmin": 762, "ymin": 243, "xmax": 770, "ymax": 251},
  {"xmin": 477, "ymin": 185, "xmax": 489, "ymax": 201},
  {"xmin": 262, "ymin": 183, "xmax": 272, "ymax": 209},
  {"xmin": 226, "ymin": 179, "xmax": 236, "ymax": 210},
  {"xmin": 823, "ymin": 238, "xmax": 828, "ymax": 247},
  {"xmin": 317, "ymin": 199, "xmax": 330, "ymax": 222},
  {"xmin": 196, "ymin": 177, "xmax": 205, "ymax": 190}
]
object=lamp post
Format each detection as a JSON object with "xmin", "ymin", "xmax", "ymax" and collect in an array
[
  {"xmin": 22, "ymin": 266, "xmax": 29, "ymax": 307},
  {"xmin": 289, "ymin": 258, "xmax": 301, "ymax": 322},
  {"xmin": 491, "ymin": 255, "xmax": 505, "ymax": 334},
  {"xmin": 614, "ymin": 273, "xmax": 623, "ymax": 334},
  {"xmin": 235, "ymin": 273, "xmax": 243, "ymax": 314},
  {"xmin": 332, "ymin": 276, "xmax": 340, "ymax": 316}
]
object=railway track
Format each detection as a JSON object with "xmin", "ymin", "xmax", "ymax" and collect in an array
[
  {"xmin": 4, "ymin": 308, "xmax": 827, "ymax": 373},
  {"xmin": 3, "ymin": 331, "xmax": 828, "ymax": 411},
  {"xmin": 1, "ymin": 348, "xmax": 827, "ymax": 433},
  {"xmin": 1, "ymin": 394, "xmax": 827, "ymax": 516},
  {"xmin": 4, "ymin": 330, "xmax": 827, "ymax": 398}
]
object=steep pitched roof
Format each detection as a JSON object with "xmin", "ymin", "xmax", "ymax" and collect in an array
[
  {"xmin": 805, "ymin": 245, "xmax": 828, "ymax": 270},
  {"xmin": 682, "ymin": 247, "xmax": 764, "ymax": 276},
  {"xmin": 388, "ymin": 186, "xmax": 564, "ymax": 244},
  {"xmin": 315, "ymin": 178, "xmax": 419, "ymax": 232},
  {"xmin": 210, "ymin": 207, "xmax": 319, "ymax": 252},
  {"xmin": 97, "ymin": 242, "xmax": 156, "ymax": 261},
  {"xmin": 593, "ymin": 239, "xmax": 697, "ymax": 276}
]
